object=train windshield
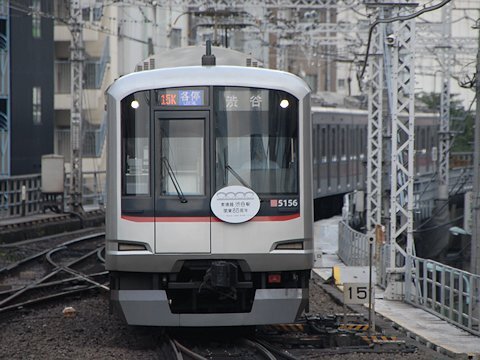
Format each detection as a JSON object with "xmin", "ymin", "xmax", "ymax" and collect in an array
[{"xmin": 214, "ymin": 87, "xmax": 298, "ymax": 195}]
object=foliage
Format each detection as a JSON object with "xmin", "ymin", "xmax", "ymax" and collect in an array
[{"xmin": 415, "ymin": 92, "xmax": 474, "ymax": 152}]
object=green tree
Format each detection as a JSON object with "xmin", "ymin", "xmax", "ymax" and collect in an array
[{"xmin": 415, "ymin": 92, "xmax": 474, "ymax": 152}]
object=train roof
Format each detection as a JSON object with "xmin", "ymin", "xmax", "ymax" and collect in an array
[
  {"xmin": 311, "ymin": 106, "xmax": 368, "ymax": 115},
  {"xmin": 108, "ymin": 65, "xmax": 310, "ymax": 101},
  {"xmin": 312, "ymin": 105, "xmax": 438, "ymax": 118},
  {"xmin": 135, "ymin": 45, "xmax": 263, "ymax": 70}
]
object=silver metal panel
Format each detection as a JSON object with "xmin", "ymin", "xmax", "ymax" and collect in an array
[
  {"xmin": 105, "ymin": 251, "xmax": 313, "ymax": 273},
  {"xmin": 115, "ymin": 288, "xmax": 308, "ymax": 327},
  {"xmin": 211, "ymin": 218, "xmax": 305, "ymax": 254},
  {"xmin": 156, "ymin": 222, "xmax": 211, "ymax": 254},
  {"xmin": 108, "ymin": 66, "xmax": 310, "ymax": 104}
]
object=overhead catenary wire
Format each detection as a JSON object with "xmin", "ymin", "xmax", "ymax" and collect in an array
[{"xmin": 359, "ymin": 0, "xmax": 453, "ymax": 79}]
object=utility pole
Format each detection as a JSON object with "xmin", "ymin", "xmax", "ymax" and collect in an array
[
  {"xmin": 69, "ymin": 0, "xmax": 83, "ymax": 212},
  {"xmin": 472, "ymin": 18, "xmax": 480, "ymax": 276}
]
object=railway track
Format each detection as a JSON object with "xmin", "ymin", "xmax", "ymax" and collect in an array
[
  {"xmin": 162, "ymin": 314, "xmax": 416, "ymax": 360},
  {"xmin": 0, "ymin": 229, "xmax": 418, "ymax": 359},
  {"xmin": 0, "ymin": 230, "xmax": 107, "ymax": 313},
  {"xmin": 169, "ymin": 335, "xmax": 280, "ymax": 360}
]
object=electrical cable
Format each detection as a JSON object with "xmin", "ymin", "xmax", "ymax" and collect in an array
[{"xmin": 359, "ymin": 0, "xmax": 453, "ymax": 79}]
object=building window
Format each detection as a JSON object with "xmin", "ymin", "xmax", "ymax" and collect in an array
[
  {"xmin": 32, "ymin": 0, "xmax": 41, "ymax": 38},
  {"xmin": 33, "ymin": 87, "xmax": 41, "ymax": 125},
  {"xmin": 305, "ymin": 74, "xmax": 317, "ymax": 93},
  {"xmin": 170, "ymin": 28, "xmax": 181, "ymax": 49}
]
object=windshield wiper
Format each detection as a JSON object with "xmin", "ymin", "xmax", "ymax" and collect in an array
[
  {"xmin": 225, "ymin": 164, "xmax": 251, "ymax": 188},
  {"xmin": 161, "ymin": 157, "xmax": 187, "ymax": 203}
]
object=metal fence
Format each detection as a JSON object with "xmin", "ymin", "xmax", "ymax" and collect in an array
[
  {"xmin": 0, "ymin": 174, "xmax": 42, "ymax": 218},
  {"xmin": 339, "ymin": 217, "xmax": 480, "ymax": 335},
  {"xmin": 405, "ymin": 255, "xmax": 480, "ymax": 336},
  {"xmin": 0, "ymin": 128, "xmax": 8, "ymax": 177},
  {"xmin": 0, "ymin": 171, "xmax": 105, "ymax": 220},
  {"xmin": 55, "ymin": 126, "xmax": 105, "ymax": 160},
  {"xmin": 338, "ymin": 220, "xmax": 369, "ymax": 266}
]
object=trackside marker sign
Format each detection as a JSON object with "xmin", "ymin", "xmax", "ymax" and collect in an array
[{"xmin": 210, "ymin": 185, "xmax": 261, "ymax": 224}]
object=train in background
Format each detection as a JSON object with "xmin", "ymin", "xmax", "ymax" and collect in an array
[
  {"xmin": 311, "ymin": 106, "xmax": 440, "ymax": 219},
  {"xmin": 105, "ymin": 44, "xmax": 313, "ymax": 327}
]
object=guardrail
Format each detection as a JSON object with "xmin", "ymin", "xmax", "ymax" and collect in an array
[{"xmin": 405, "ymin": 255, "xmax": 480, "ymax": 336}]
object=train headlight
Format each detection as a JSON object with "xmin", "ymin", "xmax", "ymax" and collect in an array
[
  {"xmin": 280, "ymin": 99, "xmax": 289, "ymax": 109},
  {"xmin": 275, "ymin": 241, "xmax": 303, "ymax": 250},
  {"xmin": 130, "ymin": 100, "xmax": 140, "ymax": 109},
  {"xmin": 118, "ymin": 243, "xmax": 146, "ymax": 251}
]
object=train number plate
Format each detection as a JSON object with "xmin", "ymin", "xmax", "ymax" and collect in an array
[{"xmin": 270, "ymin": 199, "xmax": 299, "ymax": 208}]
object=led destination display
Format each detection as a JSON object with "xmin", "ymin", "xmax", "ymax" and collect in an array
[{"xmin": 156, "ymin": 89, "xmax": 206, "ymax": 106}]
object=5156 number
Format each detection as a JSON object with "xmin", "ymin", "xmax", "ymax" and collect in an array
[{"xmin": 277, "ymin": 199, "xmax": 298, "ymax": 207}]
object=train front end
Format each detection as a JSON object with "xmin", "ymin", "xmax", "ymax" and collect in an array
[{"xmin": 105, "ymin": 65, "xmax": 313, "ymax": 326}]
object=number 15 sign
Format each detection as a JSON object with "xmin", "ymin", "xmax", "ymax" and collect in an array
[{"xmin": 343, "ymin": 283, "xmax": 371, "ymax": 304}]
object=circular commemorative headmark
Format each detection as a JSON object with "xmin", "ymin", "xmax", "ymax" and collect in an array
[{"xmin": 210, "ymin": 185, "xmax": 261, "ymax": 224}]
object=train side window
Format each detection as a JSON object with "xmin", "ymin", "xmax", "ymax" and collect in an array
[
  {"xmin": 341, "ymin": 127, "xmax": 346, "ymax": 161},
  {"xmin": 352, "ymin": 127, "xmax": 357, "ymax": 160},
  {"xmin": 331, "ymin": 127, "xmax": 337, "ymax": 162},
  {"xmin": 121, "ymin": 91, "xmax": 150, "ymax": 196},
  {"xmin": 321, "ymin": 128, "xmax": 327, "ymax": 163}
]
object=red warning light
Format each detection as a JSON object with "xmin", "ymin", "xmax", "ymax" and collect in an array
[{"xmin": 268, "ymin": 274, "xmax": 282, "ymax": 284}]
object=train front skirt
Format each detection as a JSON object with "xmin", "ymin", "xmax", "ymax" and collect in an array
[{"xmin": 111, "ymin": 288, "xmax": 309, "ymax": 326}]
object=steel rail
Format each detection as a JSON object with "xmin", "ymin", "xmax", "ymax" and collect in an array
[
  {"xmin": 0, "ymin": 284, "xmax": 100, "ymax": 313},
  {"xmin": 0, "ymin": 246, "xmax": 102, "ymax": 308},
  {"xmin": 240, "ymin": 338, "xmax": 278, "ymax": 360},
  {"xmin": 45, "ymin": 245, "xmax": 109, "ymax": 291},
  {"xmin": 168, "ymin": 338, "xmax": 184, "ymax": 360},
  {"xmin": 0, "ymin": 271, "xmax": 108, "ymax": 296},
  {"xmin": 172, "ymin": 339, "xmax": 209, "ymax": 360},
  {"xmin": 254, "ymin": 339, "xmax": 298, "ymax": 360},
  {"xmin": 0, "ymin": 231, "xmax": 105, "ymax": 274}
]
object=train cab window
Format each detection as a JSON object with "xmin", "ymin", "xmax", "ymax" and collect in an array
[
  {"xmin": 214, "ymin": 87, "xmax": 299, "ymax": 195},
  {"xmin": 159, "ymin": 119, "xmax": 205, "ymax": 196},
  {"xmin": 121, "ymin": 91, "xmax": 151, "ymax": 196}
]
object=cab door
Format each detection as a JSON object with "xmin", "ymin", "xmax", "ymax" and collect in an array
[{"xmin": 154, "ymin": 111, "xmax": 211, "ymax": 253}]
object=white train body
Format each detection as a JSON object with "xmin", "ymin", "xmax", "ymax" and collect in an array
[{"xmin": 105, "ymin": 57, "xmax": 313, "ymax": 326}]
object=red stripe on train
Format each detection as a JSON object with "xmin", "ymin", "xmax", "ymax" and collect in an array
[{"xmin": 121, "ymin": 214, "xmax": 300, "ymax": 223}]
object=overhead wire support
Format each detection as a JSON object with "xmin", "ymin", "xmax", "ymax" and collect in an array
[
  {"xmin": 386, "ymin": 2, "xmax": 416, "ymax": 299},
  {"xmin": 69, "ymin": 0, "xmax": 84, "ymax": 213},
  {"xmin": 366, "ymin": 5, "xmax": 384, "ymax": 236},
  {"xmin": 438, "ymin": 2, "xmax": 452, "ymax": 194}
]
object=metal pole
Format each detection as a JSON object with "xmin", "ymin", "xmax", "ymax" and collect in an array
[
  {"xmin": 471, "ymin": 18, "xmax": 480, "ymax": 276},
  {"xmin": 368, "ymin": 239, "xmax": 375, "ymax": 334},
  {"xmin": 69, "ymin": 0, "xmax": 83, "ymax": 212}
]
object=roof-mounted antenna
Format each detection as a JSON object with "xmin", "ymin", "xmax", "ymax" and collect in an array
[{"xmin": 201, "ymin": 40, "xmax": 216, "ymax": 66}]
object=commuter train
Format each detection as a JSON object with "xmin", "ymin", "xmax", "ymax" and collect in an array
[
  {"xmin": 105, "ymin": 46, "xmax": 313, "ymax": 326},
  {"xmin": 311, "ymin": 105, "xmax": 440, "ymax": 219}
]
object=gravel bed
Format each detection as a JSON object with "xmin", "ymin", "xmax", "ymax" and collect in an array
[{"xmin": 0, "ymin": 275, "xmax": 459, "ymax": 359}]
